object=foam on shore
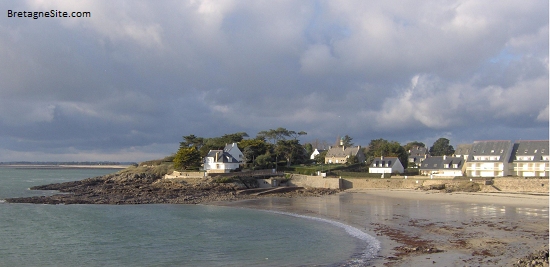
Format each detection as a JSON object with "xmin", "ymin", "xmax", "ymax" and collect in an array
[{"xmin": 266, "ymin": 210, "xmax": 381, "ymax": 266}]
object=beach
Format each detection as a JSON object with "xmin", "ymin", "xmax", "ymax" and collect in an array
[{"xmin": 211, "ymin": 189, "xmax": 549, "ymax": 266}]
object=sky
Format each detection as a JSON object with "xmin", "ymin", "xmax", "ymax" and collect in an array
[{"xmin": 0, "ymin": 0, "xmax": 548, "ymax": 162}]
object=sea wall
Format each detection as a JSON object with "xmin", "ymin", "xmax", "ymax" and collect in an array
[
  {"xmin": 490, "ymin": 178, "xmax": 548, "ymax": 193},
  {"xmin": 340, "ymin": 177, "xmax": 549, "ymax": 193},
  {"xmin": 287, "ymin": 174, "xmax": 341, "ymax": 189}
]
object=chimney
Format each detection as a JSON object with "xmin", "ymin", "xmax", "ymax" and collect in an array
[
  {"xmin": 381, "ymin": 156, "xmax": 384, "ymax": 160},
  {"xmin": 340, "ymin": 138, "xmax": 344, "ymax": 146},
  {"xmin": 443, "ymin": 155, "xmax": 447, "ymax": 160},
  {"xmin": 215, "ymin": 152, "xmax": 219, "ymax": 161}
]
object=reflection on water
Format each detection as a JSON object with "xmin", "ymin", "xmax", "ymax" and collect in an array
[
  {"xmin": 257, "ymin": 192, "xmax": 549, "ymax": 225},
  {"xmin": 226, "ymin": 192, "xmax": 548, "ymax": 231}
]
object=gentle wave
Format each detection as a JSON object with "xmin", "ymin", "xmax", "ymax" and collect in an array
[{"xmin": 266, "ymin": 210, "xmax": 380, "ymax": 266}]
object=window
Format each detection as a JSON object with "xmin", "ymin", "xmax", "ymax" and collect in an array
[
  {"xmin": 453, "ymin": 164, "xmax": 458, "ymax": 168},
  {"xmin": 491, "ymin": 150, "xmax": 495, "ymax": 153}
]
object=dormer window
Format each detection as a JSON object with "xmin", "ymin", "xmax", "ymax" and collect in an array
[{"xmin": 534, "ymin": 150, "xmax": 538, "ymax": 153}]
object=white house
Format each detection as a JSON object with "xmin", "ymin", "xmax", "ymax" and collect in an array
[
  {"xmin": 325, "ymin": 146, "xmax": 365, "ymax": 164},
  {"xmin": 465, "ymin": 140, "xmax": 513, "ymax": 177},
  {"xmin": 223, "ymin": 143, "xmax": 244, "ymax": 163},
  {"xmin": 510, "ymin": 140, "xmax": 549, "ymax": 177},
  {"xmin": 369, "ymin": 156, "xmax": 404, "ymax": 175},
  {"xmin": 419, "ymin": 155, "xmax": 464, "ymax": 177},
  {"xmin": 203, "ymin": 150, "xmax": 240, "ymax": 173}
]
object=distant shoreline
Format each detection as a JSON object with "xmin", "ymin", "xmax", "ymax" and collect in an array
[{"xmin": 0, "ymin": 164, "xmax": 130, "ymax": 169}]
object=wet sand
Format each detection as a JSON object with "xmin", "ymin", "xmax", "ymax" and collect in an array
[{"xmin": 211, "ymin": 189, "xmax": 549, "ymax": 266}]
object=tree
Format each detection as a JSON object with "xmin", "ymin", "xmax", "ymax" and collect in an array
[
  {"xmin": 341, "ymin": 135, "xmax": 354, "ymax": 147},
  {"xmin": 314, "ymin": 150, "xmax": 327, "ymax": 164},
  {"xmin": 257, "ymin": 127, "xmax": 291, "ymax": 144},
  {"xmin": 404, "ymin": 141, "xmax": 426, "ymax": 152},
  {"xmin": 310, "ymin": 139, "xmax": 330, "ymax": 150},
  {"xmin": 365, "ymin": 138, "xmax": 408, "ymax": 169},
  {"xmin": 304, "ymin": 143, "xmax": 314, "ymax": 157},
  {"xmin": 429, "ymin": 138, "xmax": 455, "ymax": 156},
  {"xmin": 257, "ymin": 127, "xmax": 306, "ymax": 144},
  {"xmin": 180, "ymin": 134, "xmax": 204, "ymax": 149},
  {"xmin": 347, "ymin": 154, "xmax": 358, "ymax": 165},
  {"xmin": 254, "ymin": 153, "xmax": 273, "ymax": 169},
  {"xmin": 239, "ymin": 139, "xmax": 271, "ymax": 164},
  {"xmin": 173, "ymin": 146, "xmax": 202, "ymax": 171},
  {"xmin": 220, "ymin": 132, "xmax": 249, "ymax": 144},
  {"xmin": 275, "ymin": 139, "xmax": 308, "ymax": 166}
]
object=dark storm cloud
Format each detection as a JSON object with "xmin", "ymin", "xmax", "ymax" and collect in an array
[{"xmin": 0, "ymin": 0, "xmax": 547, "ymax": 161}]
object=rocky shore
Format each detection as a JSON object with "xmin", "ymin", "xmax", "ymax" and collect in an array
[{"xmin": 5, "ymin": 168, "xmax": 339, "ymax": 205}]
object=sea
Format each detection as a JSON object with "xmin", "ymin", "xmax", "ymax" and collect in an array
[{"xmin": 0, "ymin": 167, "xmax": 379, "ymax": 267}]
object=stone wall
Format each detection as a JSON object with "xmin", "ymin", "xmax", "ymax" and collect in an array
[
  {"xmin": 287, "ymin": 174, "xmax": 341, "ymax": 189},
  {"xmin": 164, "ymin": 171, "xmax": 205, "ymax": 179},
  {"xmin": 491, "ymin": 178, "xmax": 548, "ymax": 193},
  {"xmin": 340, "ymin": 177, "xmax": 549, "ymax": 193}
]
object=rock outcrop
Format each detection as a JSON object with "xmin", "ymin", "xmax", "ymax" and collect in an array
[{"xmin": 6, "ymin": 168, "xmax": 340, "ymax": 205}]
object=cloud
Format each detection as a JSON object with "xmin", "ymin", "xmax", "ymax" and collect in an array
[{"xmin": 0, "ymin": 0, "xmax": 547, "ymax": 161}]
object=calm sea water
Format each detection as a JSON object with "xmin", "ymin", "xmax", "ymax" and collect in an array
[{"xmin": 0, "ymin": 168, "xmax": 378, "ymax": 266}]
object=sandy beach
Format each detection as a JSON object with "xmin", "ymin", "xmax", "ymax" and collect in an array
[{"xmin": 211, "ymin": 189, "xmax": 549, "ymax": 266}]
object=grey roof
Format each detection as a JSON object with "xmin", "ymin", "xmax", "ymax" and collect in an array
[
  {"xmin": 510, "ymin": 140, "xmax": 549, "ymax": 162},
  {"xmin": 408, "ymin": 146, "xmax": 427, "ymax": 156},
  {"xmin": 326, "ymin": 146, "xmax": 362, "ymax": 158},
  {"xmin": 420, "ymin": 156, "xmax": 464, "ymax": 170},
  {"xmin": 223, "ymin": 143, "xmax": 239, "ymax": 153},
  {"xmin": 469, "ymin": 140, "xmax": 512, "ymax": 162},
  {"xmin": 454, "ymin": 144, "xmax": 473, "ymax": 156},
  {"xmin": 408, "ymin": 146, "xmax": 427, "ymax": 162},
  {"xmin": 371, "ymin": 157, "xmax": 401, "ymax": 168},
  {"xmin": 206, "ymin": 150, "xmax": 239, "ymax": 163}
]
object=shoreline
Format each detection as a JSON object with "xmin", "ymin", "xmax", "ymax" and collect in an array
[
  {"xmin": 209, "ymin": 189, "xmax": 549, "ymax": 266},
  {"xmin": 0, "ymin": 164, "xmax": 131, "ymax": 169}
]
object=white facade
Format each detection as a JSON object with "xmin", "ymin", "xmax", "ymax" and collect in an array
[
  {"xmin": 510, "ymin": 141, "xmax": 549, "ymax": 177},
  {"xmin": 465, "ymin": 141, "xmax": 513, "ymax": 177},
  {"xmin": 369, "ymin": 157, "xmax": 404, "ymax": 174},
  {"xmin": 203, "ymin": 150, "xmax": 240, "ymax": 173}
]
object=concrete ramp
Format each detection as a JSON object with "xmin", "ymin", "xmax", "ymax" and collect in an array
[
  {"xmin": 236, "ymin": 187, "xmax": 305, "ymax": 196},
  {"xmin": 254, "ymin": 187, "xmax": 304, "ymax": 196}
]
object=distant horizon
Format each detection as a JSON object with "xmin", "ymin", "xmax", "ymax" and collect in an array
[{"xmin": 0, "ymin": 161, "xmax": 137, "ymax": 165}]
